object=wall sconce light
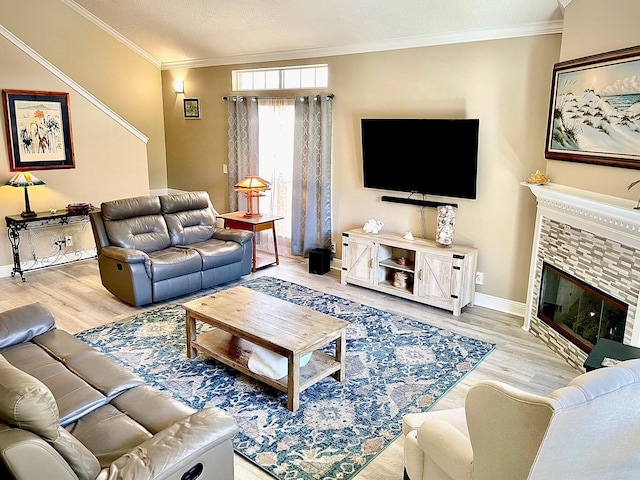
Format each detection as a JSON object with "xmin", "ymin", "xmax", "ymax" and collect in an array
[
  {"xmin": 6, "ymin": 171, "xmax": 46, "ymax": 218},
  {"xmin": 234, "ymin": 176, "xmax": 271, "ymax": 217},
  {"xmin": 174, "ymin": 79, "xmax": 184, "ymax": 94}
]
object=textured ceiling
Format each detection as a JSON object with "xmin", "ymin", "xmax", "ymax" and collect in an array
[{"xmin": 65, "ymin": 0, "xmax": 566, "ymax": 69}]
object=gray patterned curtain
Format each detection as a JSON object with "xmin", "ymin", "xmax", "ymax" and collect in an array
[
  {"xmin": 227, "ymin": 96, "xmax": 259, "ymax": 212},
  {"xmin": 291, "ymin": 94, "xmax": 333, "ymax": 256}
]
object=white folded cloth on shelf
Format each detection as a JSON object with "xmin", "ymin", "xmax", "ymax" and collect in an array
[{"xmin": 247, "ymin": 346, "xmax": 312, "ymax": 379}]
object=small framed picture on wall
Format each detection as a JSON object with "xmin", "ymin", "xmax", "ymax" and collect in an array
[{"xmin": 183, "ymin": 98, "xmax": 200, "ymax": 119}]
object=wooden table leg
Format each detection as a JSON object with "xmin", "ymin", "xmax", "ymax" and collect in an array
[
  {"xmin": 288, "ymin": 353, "xmax": 301, "ymax": 412},
  {"xmin": 271, "ymin": 221, "xmax": 279, "ymax": 266},
  {"xmin": 333, "ymin": 330, "xmax": 347, "ymax": 382},
  {"xmin": 186, "ymin": 311, "xmax": 197, "ymax": 359},
  {"xmin": 251, "ymin": 229, "xmax": 257, "ymax": 272}
]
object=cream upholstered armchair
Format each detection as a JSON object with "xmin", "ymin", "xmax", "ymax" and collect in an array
[{"xmin": 402, "ymin": 358, "xmax": 640, "ymax": 480}]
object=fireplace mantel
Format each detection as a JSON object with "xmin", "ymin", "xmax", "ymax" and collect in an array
[
  {"xmin": 522, "ymin": 183, "xmax": 640, "ymax": 247},
  {"xmin": 523, "ymin": 183, "xmax": 640, "ymax": 367}
]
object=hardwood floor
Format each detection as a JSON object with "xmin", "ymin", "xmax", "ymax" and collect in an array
[{"xmin": 0, "ymin": 256, "xmax": 580, "ymax": 480}]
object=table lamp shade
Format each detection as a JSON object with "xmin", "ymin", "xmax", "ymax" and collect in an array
[
  {"xmin": 234, "ymin": 176, "xmax": 271, "ymax": 217},
  {"xmin": 7, "ymin": 172, "xmax": 46, "ymax": 187},
  {"xmin": 6, "ymin": 172, "xmax": 46, "ymax": 218}
]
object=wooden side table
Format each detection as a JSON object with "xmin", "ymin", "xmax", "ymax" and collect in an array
[{"xmin": 218, "ymin": 211, "xmax": 284, "ymax": 272}]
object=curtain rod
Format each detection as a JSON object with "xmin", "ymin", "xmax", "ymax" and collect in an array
[{"xmin": 222, "ymin": 94, "xmax": 334, "ymax": 101}]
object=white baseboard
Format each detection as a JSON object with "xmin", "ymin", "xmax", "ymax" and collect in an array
[
  {"xmin": 0, "ymin": 264, "xmax": 14, "ymax": 279},
  {"xmin": 0, "ymin": 252, "xmax": 97, "ymax": 279},
  {"xmin": 473, "ymin": 292, "xmax": 526, "ymax": 317},
  {"xmin": 330, "ymin": 258, "xmax": 525, "ymax": 317}
]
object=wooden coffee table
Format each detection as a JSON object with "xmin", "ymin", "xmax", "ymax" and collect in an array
[{"xmin": 183, "ymin": 286, "xmax": 348, "ymax": 411}]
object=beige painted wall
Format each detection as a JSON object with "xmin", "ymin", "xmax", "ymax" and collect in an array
[
  {"xmin": 163, "ymin": 35, "xmax": 562, "ymax": 303},
  {"xmin": 0, "ymin": 34, "xmax": 149, "ymax": 271},
  {"xmin": 546, "ymin": 0, "xmax": 640, "ymax": 198},
  {"xmin": 162, "ymin": 67, "xmax": 233, "ymax": 210},
  {"xmin": 4, "ymin": 0, "xmax": 632, "ymax": 305},
  {"xmin": 0, "ymin": 0, "xmax": 168, "ymax": 191}
]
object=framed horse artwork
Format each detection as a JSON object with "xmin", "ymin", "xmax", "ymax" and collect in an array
[{"xmin": 2, "ymin": 90, "xmax": 75, "ymax": 171}]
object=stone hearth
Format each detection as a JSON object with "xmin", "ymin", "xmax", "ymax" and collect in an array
[{"xmin": 523, "ymin": 183, "xmax": 640, "ymax": 370}]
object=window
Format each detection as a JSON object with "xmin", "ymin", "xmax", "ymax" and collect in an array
[
  {"xmin": 233, "ymin": 65, "xmax": 328, "ymax": 91},
  {"xmin": 256, "ymin": 98, "xmax": 295, "ymax": 255}
]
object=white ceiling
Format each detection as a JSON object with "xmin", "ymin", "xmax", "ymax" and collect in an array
[{"xmin": 64, "ymin": 0, "xmax": 567, "ymax": 70}]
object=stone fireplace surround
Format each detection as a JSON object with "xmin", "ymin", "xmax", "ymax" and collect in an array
[{"xmin": 524, "ymin": 183, "xmax": 640, "ymax": 370}]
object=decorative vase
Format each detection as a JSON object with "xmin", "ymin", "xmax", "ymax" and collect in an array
[
  {"xmin": 436, "ymin": 205, "xmax": 456, "ymax": 247},
  {"xmin": 393, "ymin": 271, "xmax": 409, "ymax": 289}
]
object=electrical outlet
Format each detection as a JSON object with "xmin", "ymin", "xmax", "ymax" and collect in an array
[
  {"xmin": 330, "ymin": 243, "xmax": 336, "ymax": 253},
  {"xmin": 64, "ymin": 235, "xmax": 73, "ymax": 247},
  {"xmin": 475, "ymin": 272, "xmax": 484, "ymax": 285}
]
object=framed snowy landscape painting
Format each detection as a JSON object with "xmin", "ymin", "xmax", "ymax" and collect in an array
[{"xmin": 546, "ymin": 45, "xmax": 640, "ymax": 169}]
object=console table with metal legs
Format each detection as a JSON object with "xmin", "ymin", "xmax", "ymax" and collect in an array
[{"xmin": 5, "ymin": 210, "xmax": 97, "ymax": 281}]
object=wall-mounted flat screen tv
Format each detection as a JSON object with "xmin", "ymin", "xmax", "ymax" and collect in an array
[{"xmin": 361, "ymin": 118, "xmax": 479, "ymax": 199}]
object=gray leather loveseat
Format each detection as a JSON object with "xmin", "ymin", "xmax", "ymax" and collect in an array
[
  {"xmin": 0, "ymin": 302, "xmax": 239, "ymax": 480},
  {"xmin": 90, "ymin": 191, "xmax": 253, "ymax": 306}
]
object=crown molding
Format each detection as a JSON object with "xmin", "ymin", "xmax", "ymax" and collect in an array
[
  {"xmin": 54, "ymin": 2, "xmax": 566, "ymax": 70},
  {"xmin": 61, "ymin": 0, "xmax": 161, "ymax": 69},
  {"xmin": 162, "ymin": 20, "xmax": 564, "ymax": 70},
  {"xmin": 0, "ymin": 24, "xmax": 148, "ymax": 144},
  {"xmin": 557, "ymin": 0, "xmax": 572, "ymax": 14}
]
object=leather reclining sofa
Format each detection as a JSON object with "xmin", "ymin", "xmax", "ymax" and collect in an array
[
  {"xmin": 90, "ymin": 191, "xmax": 253, "ymax": 306},
  {"xmin": 0, "ymin": 302, "xmax": 239, "ymax": 480}
]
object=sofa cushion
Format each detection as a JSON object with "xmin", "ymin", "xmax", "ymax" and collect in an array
[
  {"xmin": 0, "ymin": 354, "xmax": 59, "ymax": 441},
  {"xmin": 66, "ymin": 350, "xmax": 145, "ymax": 399},
  {"xmin": 164, "ymin": 210, "xmax": 217, "ymax": 246},
  {"xmin": 160, "ymin": 191, "xmax": 211, "ymax": 214},
  {"xmin": 147, "ymin": 247, "xmax": 202, "ymax": 281},
  {"xmin": 111, "ymin": 385, "xmax": 195, "ymax": 434},
  {"xmin": 33, "ymin": 328, "xmax": 145, "ymax": 399},
  {"xmin": 161, "ymin": 192, "xmax": 218, "ymax": 245},
  {"xmin": 101, "ymin": 196, "xmax": 172, "ymax": 253},
  {"xmin": 66, "ymin": 404, "xmax": 153, "ymax": 468},
  {"xmin": 104, "ymin": 215, "xmax": 172, "ymax": 253},
  {"xmin": 101, "ymin": 195, "xmax": 162, "ymax": 222},
  {"xmin": 187, "ymin": 239, "xmax": 245, "ymax": 270},
  {"xmin": 0, "ymin": 303, "xmax": 55, "ymax": 349},
  {"xmin": 1, "ymin": 343, "xmax": 107, "ymax": 426},
  {"xmin": 30, "ymin": 328, "xmax": 94, "ymax": 359}
]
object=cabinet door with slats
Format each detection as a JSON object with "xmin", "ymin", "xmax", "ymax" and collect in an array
[
  {"xmin": 415, "ymin": 252, "xmax": 453, "ymax": 307},
  {"xmin": 343, "ymin": 237, "xmax": 375, "ymax": 285}
]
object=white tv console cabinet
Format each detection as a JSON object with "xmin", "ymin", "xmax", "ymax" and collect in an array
[{"xmin": 341, "ymin": 229, "xmax": 478, "ymax": 316}]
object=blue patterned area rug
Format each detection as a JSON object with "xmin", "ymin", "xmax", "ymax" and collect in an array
[{"xmin": 76, "ymin": 277, "xmax": 494, "ymax": 480}]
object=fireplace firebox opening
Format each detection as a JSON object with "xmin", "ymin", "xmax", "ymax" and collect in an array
[{"xmin": 537, "ymin": 262, "xmax": 628, "ymax": 353}]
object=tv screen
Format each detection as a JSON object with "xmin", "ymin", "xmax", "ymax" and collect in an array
[{"xmin": 361, "ymin": 118, "xmax": 479, "ymax": 199}]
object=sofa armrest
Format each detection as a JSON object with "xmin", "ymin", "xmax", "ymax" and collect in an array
[
  {"xmin": 0, "ymin": 425, "xmax": 79, "ymax": 480},
  {"xmin": 102, "ymin": 408, "xmax": 239, "ymax": 480},
  {"xmin": 416, "ymin": 418, "xmax": 473, "ymax": 480},
  {"xmin": 89, "ymin": 211, "xmax": 109, "ymax": 255},
  {"xmin": 0, "ymin": 303, "xmax": 55, "ymax": 349},
  {"xmin": 100, "ymin": 246, "xmax": 149, "ymax": 264},
  {"xmin": 212, "ymin": 228, "xmax": 254, "ymax": 245}
]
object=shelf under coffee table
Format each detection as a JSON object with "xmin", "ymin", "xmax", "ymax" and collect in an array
[{"xmin": 182, "ymin": 286, "xmax": 349, "ymax": 411}]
